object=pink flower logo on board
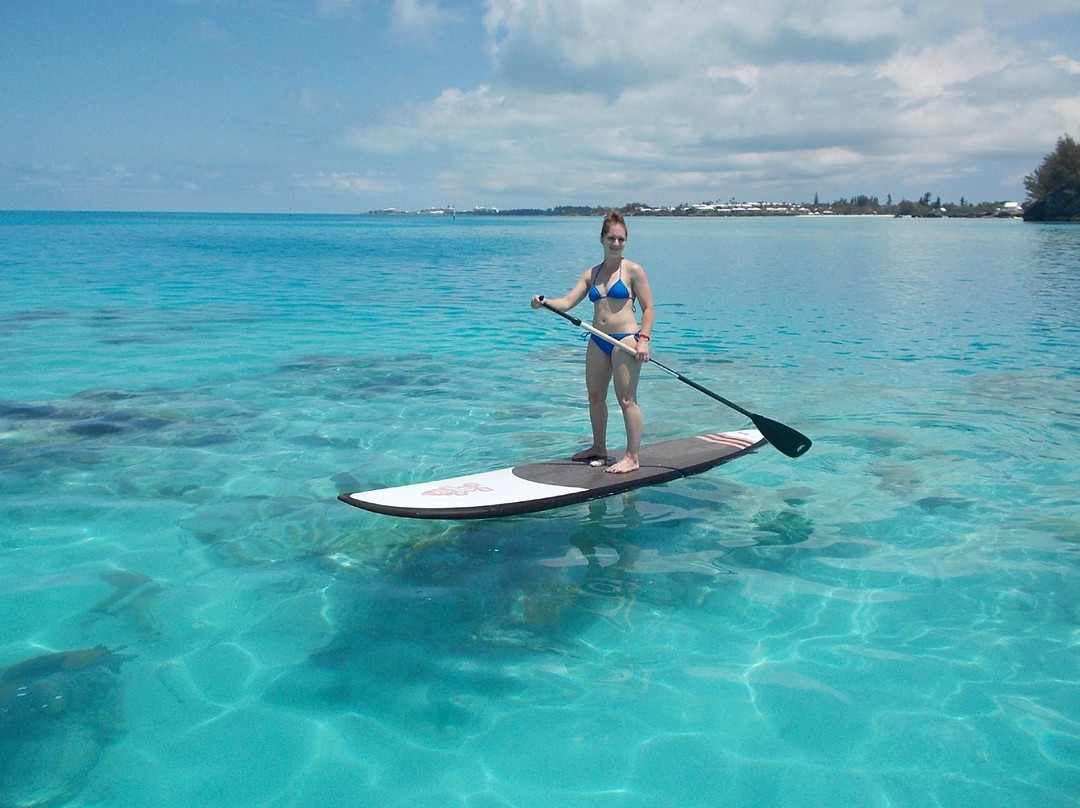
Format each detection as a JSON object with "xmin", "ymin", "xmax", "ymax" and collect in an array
[{"xmin": 422, "ymin": 482, "xmax": 494, "ymax": 497}]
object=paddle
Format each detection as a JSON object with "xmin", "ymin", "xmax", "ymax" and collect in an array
[{"xmin": 538, "ymin": 299, "xmax": 812, "ymax": 458}]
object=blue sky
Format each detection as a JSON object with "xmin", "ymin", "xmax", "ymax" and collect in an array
[{"xmin": 3, "ymin": 0, "xmax": 1078, "ymax": 212}]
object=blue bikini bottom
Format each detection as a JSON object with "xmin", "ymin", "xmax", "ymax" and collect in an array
[{"xmin": 590, "ymin": 333, "xmax": 636, "ymax": 357}]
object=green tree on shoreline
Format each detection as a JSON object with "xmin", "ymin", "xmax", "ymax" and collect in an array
[
  {"xmin": 1023, "ymin": 134, "xmax": 1080, "ymax": 222},
  {"xmin": 1024, "ymin": 135, "xmax": 1080, "ymax": 200}
]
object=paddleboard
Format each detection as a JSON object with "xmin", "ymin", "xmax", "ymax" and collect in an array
[{"xmin": 338, "ymin": 428, "xmax": 765, "ymax": 519}]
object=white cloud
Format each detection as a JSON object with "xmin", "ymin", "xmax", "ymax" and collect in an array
[
  {"xmin": 876, "ymin": 28, "xmax": 1020, "ymax": 102},
  {"xmin": 390, "ymin": 0, "xmax": 464, "ymax": 40},
  {"xmin": 192, "ymin": 18, "xmax": 230, "ymax": 43},
  {"xmin": 292, "ymin": 171, "xmax": 399, "ymax": 194},
  {"xmin": 1051, "ymin": 54, "xmax": 1080, "ymax": 75},
  {"xmin": 317, "ymin": 0, "xmax": 364, "ymax": 18},
  {"xmin": 482, "ymin": 0, "xmax": 912, "ymax": 95},
  {"xmin": 292, "ymin": 89, "xmax": 351, "ymax": 115},
  {"xmin": 345, "ymin": 0, "xmax": 1066, "ymax": 203}
]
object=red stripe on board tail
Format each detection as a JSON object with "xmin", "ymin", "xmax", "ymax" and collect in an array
[{"xmin": 697, "ymin": 433, "xmax": 756, "ymax": 448}]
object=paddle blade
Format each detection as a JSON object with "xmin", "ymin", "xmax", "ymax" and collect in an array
[{"xmin": 751, "ymin": 413, "xmax": 813, "ymax": 458}]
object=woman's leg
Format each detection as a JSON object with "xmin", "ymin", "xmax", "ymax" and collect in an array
[
  {"xmin": 607, "ymin": 337, "xmax": 643, "ymax": 473},
  {"xmin": 572, "ymin": 340, "xmax": 613, "ymax": 461}
]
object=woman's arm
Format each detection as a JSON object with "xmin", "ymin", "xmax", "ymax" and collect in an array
[
  {"xmin": 629, "ymin": 262, "xmax": 654, "ymax": 360},
  {"xmin": 531, "ymin": 269, "xmax": 591, "ymax": 311}
]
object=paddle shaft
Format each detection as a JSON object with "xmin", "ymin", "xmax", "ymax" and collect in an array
[
  {"xmin": 538, "ymin": 299, "xmax": 812, "ymax": 457},
  {"xmin": 543, "ymin": 302, "xmax": 753, "ymax": 416}
]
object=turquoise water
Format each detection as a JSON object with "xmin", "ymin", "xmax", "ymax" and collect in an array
[{"xmin": 1, "ymin": 211, "xmax": 1078, "ymax": 807}]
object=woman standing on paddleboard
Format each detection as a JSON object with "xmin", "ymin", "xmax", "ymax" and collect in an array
[{"xmin": 531, "ymin": 211, "xmax": 655, "ymax": 474}]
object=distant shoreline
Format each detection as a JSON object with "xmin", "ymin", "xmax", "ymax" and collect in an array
[
  {"xmin": 0, "ymin": 203, "xmax": 1026, "ymax": 220},
  {"xmin": 369, "ymin": 199, "xmax": 1026, "ymax": 220}
]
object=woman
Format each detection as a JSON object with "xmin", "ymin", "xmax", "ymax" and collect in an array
[{"xmin": 531, "ymin": 211, "xmax": 654, "ymax": 473}]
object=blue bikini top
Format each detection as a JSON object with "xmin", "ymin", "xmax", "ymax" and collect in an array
[{"xmin": 588, "ymin": 265, "xmax": 632, "ymax": 302}]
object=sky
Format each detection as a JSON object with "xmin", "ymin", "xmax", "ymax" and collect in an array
[{"xmin": 2, "ymin": 0, "xmax": 1079, "ymax": 213}]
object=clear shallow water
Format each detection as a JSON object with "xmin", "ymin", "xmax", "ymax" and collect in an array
[{"xmin": 1, "ymin": 211, "xmax": 1078, "ymax": 807}]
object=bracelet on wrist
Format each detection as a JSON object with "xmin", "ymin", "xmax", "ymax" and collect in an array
[{"xmin": 637, "ymin": 332, "xmax": 651, "ymax": 341}]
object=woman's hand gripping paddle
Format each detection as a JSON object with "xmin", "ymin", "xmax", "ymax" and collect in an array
[{"xmin": 537, "ymin": 299, "xmax": 812, "ymax": 458}]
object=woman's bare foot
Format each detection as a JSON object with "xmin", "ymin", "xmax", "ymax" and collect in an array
[
  {"xmin": 572, "ymin": 446, "xmax": 607, "ymax": 462},
  {"xmin": 605, "ymin": 455, "xmax": 639, "ymax": 474}
]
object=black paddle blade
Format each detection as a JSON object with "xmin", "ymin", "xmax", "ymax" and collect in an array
[{"xmin": 751, "ymin": 413, "xmax": 813, "ymax": 458}]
